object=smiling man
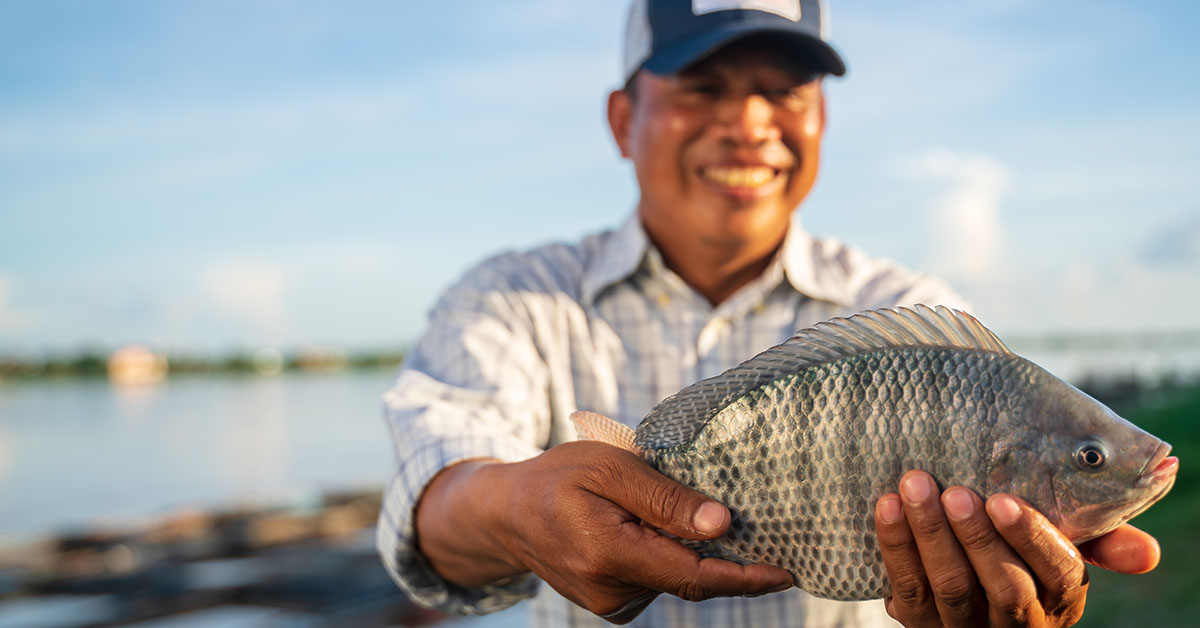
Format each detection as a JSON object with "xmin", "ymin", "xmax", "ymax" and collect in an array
[{"xmin": 377, "ymin": 1, "xmax": 1160, "ymax": 627}]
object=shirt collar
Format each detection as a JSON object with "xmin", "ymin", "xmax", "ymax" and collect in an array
[
  {"xmin": 581, "ymin": 212, "xmax": 649, "ymax": 306},
  {"xmin": 581, "ymin": 212, "xmax": 854, "ymax": 308},
  {"xmin": 778, "ymin": 215, "xmax": 855, "ymax": 308}
]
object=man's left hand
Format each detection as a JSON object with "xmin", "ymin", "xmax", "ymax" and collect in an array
[{"xmin": 875, "ymin": 470, "xmax": 1161, "ymax": 627}]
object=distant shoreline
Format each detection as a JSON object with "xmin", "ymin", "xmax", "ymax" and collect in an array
[{"xmin": 0, "ymin": 348, "xmax": 407, "ymax": 382}]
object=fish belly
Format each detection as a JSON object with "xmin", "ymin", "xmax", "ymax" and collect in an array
[{"xmin": 651, "ymin": 347, "xmax": 1025, "ymax": 600}]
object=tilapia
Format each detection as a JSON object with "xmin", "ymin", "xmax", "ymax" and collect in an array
[{"xmin": 571, "ymin": 305, "xmax": 1177, "ymax": 601}]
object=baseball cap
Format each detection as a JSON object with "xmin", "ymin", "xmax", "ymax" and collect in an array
[{"xmin": 623, "ymin": 0, "xmax": 846, "ymax": 83}]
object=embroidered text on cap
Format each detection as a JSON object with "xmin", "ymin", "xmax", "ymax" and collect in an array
[{"xmin": 693, "ymin": 0, "xmax": 801, "ymax": 22}]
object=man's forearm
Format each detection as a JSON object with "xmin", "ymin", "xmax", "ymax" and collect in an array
[{"xmin": 415, "ymin": 459, "xmax": 528, "ymax": 587}]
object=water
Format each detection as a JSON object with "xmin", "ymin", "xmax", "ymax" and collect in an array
[{"xmin": 0, "ymin": 371, "xmax": 399, "ymax": 544}]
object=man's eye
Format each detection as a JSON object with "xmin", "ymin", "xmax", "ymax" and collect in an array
[
  {"xmin": 765, "ymin": 88, "xmax": 796, "ymax": 101},
  {"xmin": 685, "ymin": 83, "xmax": 721, "ymax": 96},
  {"xmin": 768, "ymin": 87, "xmax": 818, "ymax": 109},
  {"xmin": 768, "ymin": 86, "xmax": 806, "ymax": 100}
]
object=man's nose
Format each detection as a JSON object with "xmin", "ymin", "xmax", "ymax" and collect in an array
[{"xmin": 717, "ymin": 94, "xmax": 779, "ymax": 145}]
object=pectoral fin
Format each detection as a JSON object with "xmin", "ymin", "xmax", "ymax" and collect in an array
[{"xmin": 570, "ymin": 410, "xmax": 642, "ymax": 456}]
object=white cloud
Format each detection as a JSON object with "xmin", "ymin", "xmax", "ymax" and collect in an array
[
  {"xmin": 202, "ymin": 262, "xmax": 288, "ymax": 334},
  {"xmin": 899, "ymin": 148, "xmax": 1010, "ymax": 283},
  {"xmin": 1051, "ymin": 256, "xmax": 1200, "ymax": 333}
]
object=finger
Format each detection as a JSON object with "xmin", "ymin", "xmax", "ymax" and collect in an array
[
  {"xmin": 1078, "ymin": 523, "xmax": 1161, "ymax": 574},
  {"xmin": 582, "ymin": 445, "xmax": 732, "ymax": 540},
  {"xmin": 941, "ymin": 487, "xmax": 1044, "ymax": 628},
  {"xmin": 875, "ymin": 493, "xmax": 942, "ymax": 628},
  {"xmin": 986, "ymin": 494, "xmax": 1088, "ymax": 622},
  {"xmin": 899, "ymin": 471, "xmax": 987, "ymax": 627},
  {"xmin": 610, "ymin": 520, "xmax": 793, "ymax": 600}
]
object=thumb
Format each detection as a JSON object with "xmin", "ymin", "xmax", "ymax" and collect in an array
[
  {"xmin": 1079, "ymin": 524, "xmax": 1161, "ymax": 574},
  {"xmin": 588, "ymin": 448, "xmax": 730, "ymax": 539}
]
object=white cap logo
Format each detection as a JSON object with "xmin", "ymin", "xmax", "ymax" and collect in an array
[{"xmin": 692, "ymin": 0, "xmax": 801, "ymax": 22}]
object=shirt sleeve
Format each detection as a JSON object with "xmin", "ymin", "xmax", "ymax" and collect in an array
[
  {"xmin": 376, "ymin": 264, "xmax": 552, "ymax": 615},
  {"xmin": 842, "ymin": 249, "xmax": 973, "ymax": 313},
  {"xmin": 887, "ymin": 273, "xmax": 972, "ymax": 312}
]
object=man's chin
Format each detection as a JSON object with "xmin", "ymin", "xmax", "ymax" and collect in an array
[{"xmin": 693, "ymin": 205, "xmax": 793, "ymax": 248}]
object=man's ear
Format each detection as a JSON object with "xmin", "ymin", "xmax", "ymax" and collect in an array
[
  {"xmin": 607, "ymin": 89, "xmax": 634, "ymax": 159},
  {"xmin": 810, "ymin": 87, "xmax": 827, "ymax": 137},
  {"xmin": 818, "ymin": 88, "xmax": 826, "ymax": 131}
]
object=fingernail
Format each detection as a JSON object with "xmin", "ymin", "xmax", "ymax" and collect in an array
[
  {"xmin": 988, "ymin": 495, "xmax": 1021, "ymax": 526},
  {"xmin": 942, "ymin": 488, "xmax": 974, "ymax": 521},
  {"xmin": 901, "ymin": 474, "xmax": 931, "ymax": 503},
  {"xmin": 877, "ymin": 496, "xmax": 902, "ymax": 524},
  {"xmin": 692, "ymin": 501, "xmax": 726, "ymax": 534}
]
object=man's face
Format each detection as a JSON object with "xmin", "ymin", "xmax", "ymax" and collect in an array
[{"xmin": 609, "ymin": 40, "xmax": 825, "ymax": 255}]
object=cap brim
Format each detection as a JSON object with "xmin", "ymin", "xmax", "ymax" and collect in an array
[{"xmin": 641, "ymin": 26, "xmax": 846, "ymax": 78}]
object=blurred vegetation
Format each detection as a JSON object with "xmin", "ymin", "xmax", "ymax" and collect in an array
[
  {"xmin": 1075, "ymin": 379, "xmax": 1200, "ymax": 627},
  {"xmin": 0, "ymin": 348, "xmax": 407, "ymax": 381}
]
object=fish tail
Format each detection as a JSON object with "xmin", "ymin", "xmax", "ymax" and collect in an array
[{"xmin": 570, "ymin": 410, "xmax": 642, "ymax": 456}]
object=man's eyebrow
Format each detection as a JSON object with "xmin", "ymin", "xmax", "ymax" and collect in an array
[{"xmin": 675, "ymin": 65, "xmax": 719, "ymax": 79}]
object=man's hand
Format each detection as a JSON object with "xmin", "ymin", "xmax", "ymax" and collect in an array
[
  {"xmin": 415, "ymin": 441, "xmax": 793, "ymax": 623},
  {"xmin": 874, "ymin": 470, "xmax": 1161, "ymax": 627}
]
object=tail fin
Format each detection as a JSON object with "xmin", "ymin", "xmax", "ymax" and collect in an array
[{"xmin": 570, "ymin": 410, "xmax": 642, "ymax": 456}]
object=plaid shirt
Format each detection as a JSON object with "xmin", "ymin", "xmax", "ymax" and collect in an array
[{"xmin": 378, "ymin": 213, "xmax": 968, "ymax": 627}]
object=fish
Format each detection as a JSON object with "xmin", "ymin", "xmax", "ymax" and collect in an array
[{"xmin": 570, "ymin": 305, "xmax": 1177, "ymax": 601}]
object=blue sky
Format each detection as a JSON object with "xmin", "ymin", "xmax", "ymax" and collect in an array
[{"xmin": 1, "ymin": 1, "xmax": 1198, "ymax": 354}]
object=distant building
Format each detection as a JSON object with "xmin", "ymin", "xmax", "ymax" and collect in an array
[
  {"xmin": 294, "ymin": 347, "xmax": 348, "ymax": 373},
  {"xmin": 107, "ymin": 346, "xmax": 168, "ymax": 385}
]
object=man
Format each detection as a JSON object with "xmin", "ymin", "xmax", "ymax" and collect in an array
[{"xmin": 378, "ymin": 1, "xmax": 1160, "ymax": 626}]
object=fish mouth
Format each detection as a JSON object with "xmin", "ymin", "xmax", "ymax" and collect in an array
[
  {"xmin": 1124, "ymin": 468, "xmax": 1177, "ymax": 525},
  {"xmin": 1135, "ymin": 441, "xmax": 1177, "ymax": 488}
]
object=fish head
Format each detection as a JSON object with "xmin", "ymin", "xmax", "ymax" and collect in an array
[{"xmin": 1002, "ymin": 372, "xmax": 1178, "ymax": 543}]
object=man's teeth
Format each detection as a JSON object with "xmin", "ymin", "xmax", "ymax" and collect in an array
[{"xmin": 701, "ymin": 166, "xmax": 776, "ymax": 187}]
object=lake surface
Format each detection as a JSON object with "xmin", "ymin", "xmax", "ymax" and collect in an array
[
  {"xmin": 0, "ymin": 371, "xmax": 399, "ymax": 545},
  {"xmin": 2, "ymin": 343, "xmax": 1198, "ymax": 545}
]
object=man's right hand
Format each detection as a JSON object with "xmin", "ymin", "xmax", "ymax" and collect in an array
[{"xmin": 415, "ymin": 441, "xmax": 794, "ymax": 623}]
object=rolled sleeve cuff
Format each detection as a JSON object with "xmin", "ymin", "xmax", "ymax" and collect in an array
[{"xmin": 377, "ymin": 434, "xmax": 544, "ymax": 615}]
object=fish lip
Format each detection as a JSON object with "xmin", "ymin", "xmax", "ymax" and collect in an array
[
  {"xmin": 1124, "ymin": 472, "xmax": 1176, "ymax": 523},
  {"xmin": 1135, "ymin": 441, "xmax": 1173, "ymax": 488}
]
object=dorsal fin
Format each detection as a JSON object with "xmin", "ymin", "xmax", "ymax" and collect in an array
[{"xmin": 634, "ymin": 305, "xmax": 1010, "ymax": 451}]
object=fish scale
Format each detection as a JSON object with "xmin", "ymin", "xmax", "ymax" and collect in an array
[
  {"xmin": 571, "ymin": 305, "xmax": 1177, "ymax": 603},
  {"xmin": 650, "ymin": 346, "xmax": 1026, "ymax": 599}
]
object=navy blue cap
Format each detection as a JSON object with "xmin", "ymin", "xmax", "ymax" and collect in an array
[{"xmin": 623, "ymin": 0, "xmax": 846, "ymax": 82}]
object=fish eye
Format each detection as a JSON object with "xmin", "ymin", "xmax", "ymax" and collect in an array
[{"xmin": 1074, "ymin": 441, "xmax": 1108, "ymax": 471}]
